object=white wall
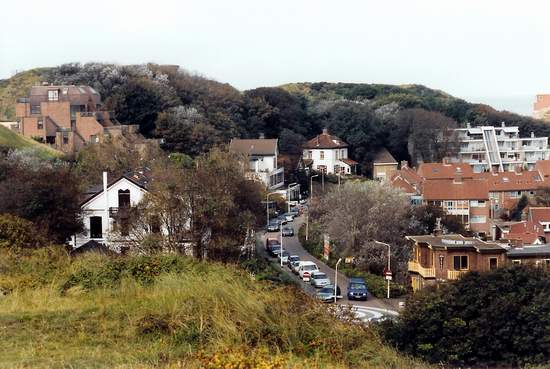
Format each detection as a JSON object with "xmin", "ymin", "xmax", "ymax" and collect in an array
[
  {"xmin": 304, "ymin": 148, "xmax": 348, "ymax": 174},
  {"xmin": 251, "ymin": 154, "xmax": 277, "ymax": 173}
]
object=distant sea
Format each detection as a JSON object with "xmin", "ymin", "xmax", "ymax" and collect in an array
[{"xmin": 465, "ymin": 95, "xmax": 535, "ymax": 117}]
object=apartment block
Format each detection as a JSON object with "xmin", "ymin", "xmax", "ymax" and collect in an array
[
  {"xmin": 453, "ymin": 122, "xmax": 550, "ymax": 173},
  {"xmin": 15, "ymin": 84, "xmax": 140, "ymax": 154}
]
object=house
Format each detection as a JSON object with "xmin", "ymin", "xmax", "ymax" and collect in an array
[
  {"xmin": 229, "ymin": 138, "xmax": 284, "ymax": 190},
  {"xmin": 452, "ymin": 122, "xmax": 550, "ymax": 173},
  {"xmin": 421, "ymin": 174, "xmax": 491, "ymax": 235},
  {"xmin": 507, "ymin": 245, "xmax": 550, "ymax": 267},
  {"xmin": 389, "ymin": 162, "xmax": 423, "ymax": 205},
  {"xmin": 15, "ymin": 84, "xmax": 144, "ymax": 154},
  {"xmin": 302, "ymin": 129, "xmax": 358, "ymax": 175},
  {"xmin": 73, "ymin": 170, "xmax": 152, "ymax": 251},
  {"xmin": 407, "ymin": 234, "xmax": 507, "ymax": 291},
  {"xmin": 534, "ymin": 94, "xmax": 550, "ymax": 122},
  {"xmin": 372, "ymin": 148, "xmax": 398, "ymax": 181}
]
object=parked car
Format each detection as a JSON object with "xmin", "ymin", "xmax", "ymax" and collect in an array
[
  {"xmin": 276, "ymin": 216, "xmax": 288, "ymax": 225},
  {"xmin": 288, "ymin": 209, "xmax": 300, "ymax": 218},
  {"xmin": 282, "ymin": 225, "xmax": 294, "ymax": 237},
  {"xmin": 267, "ymin": 221, "xmax": 280, "ymax": 232},
  {"xmin": 316, "ymin": 285, "xmax": 342, "ymax": 303},
  {"xmin": 287, "ymin": 255, "xmax": 300, "ymax": 269},
  {"xmin": 298, "ymin": 261, "xmax": 319, "ymax": 282},
  {"xmin": 265, "ymin": 238, "xmax": 280, "ymax": 251},
  {"xmin": 347, "ymin": 277, "xmax": 368, "ymax": 301},
  {"xmin": 281, "ymin": 213, "xmax": 294, "ymax": 222},
  {"xmin": 269, "ymin": 244, "xmax": 282, "ymax": 257},
  {"xmin": 310, "ymin": 271, "xmax": 331, "ymax": 288},
  {"xmin": 278, "ymin": 250, "xmax": 290, "ymax": 264}
]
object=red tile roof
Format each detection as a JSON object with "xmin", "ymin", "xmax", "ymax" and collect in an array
[
  {"xmin": 506, "ymin": 221, "xmax": 545, "ymax": 245},
  {"xmin": 303, "ymin": 130, "xmax": 348, "ymax": 149},
  {"xmin": 417, "ymin": 163, "xmax": 474, "ymax": 180},
  {"xmin": 396, "ymin": 166, "xmax": 423, "ymax": 186},
  {"xmin": 474, "ymin": 171, "xmax": 547, "ymax": 192},
  {"xmin": 391, "ymin": 175, "xmax": 417, "ymax": 194},
  {"xmin": 528, "ymin": 207, "xmax": 550, "ymax": 225},
  {"xmin": 340, "ymin": 158, "xmax": 358, "ymax": 166},
  {"xmin": 536, "ymin": 160, "xmax": 550, "ymax": 178},
  {"xmin": 422, "ymin": 178, "xmax": 489, "ymax": 200}
]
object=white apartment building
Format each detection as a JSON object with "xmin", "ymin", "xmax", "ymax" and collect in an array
[
  {"xmin": 453, "ymin": 122, "xmax": 550, "ymax": 173},
  {"xmin": 302, "ymin": 129, "xmax": 358, "ymax": 174},
  {"xmin": 229, "ymin": 138, "xmax": 284, "ymax": 190}
]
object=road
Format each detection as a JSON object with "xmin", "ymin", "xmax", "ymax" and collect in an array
[{"xmin": 259, "ymin": 214, "xmax": 400, "ymax": 322}]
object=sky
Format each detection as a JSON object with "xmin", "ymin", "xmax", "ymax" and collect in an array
[{"xmin": 1, "ymin": 0, "xmax": 549, "ymax": 115}]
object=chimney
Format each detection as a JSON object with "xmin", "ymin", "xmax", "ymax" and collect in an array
[
  {"xmin": 501, "ymin": 121, "xmax": 506, "ymax": 128},
  {"xmin": 259, "ymin": 132, "xmax": 265, "ymax": 139},
  {"xmin": 466, "ymin": 122, "xmax": 471, "ymax": 129},
  {"xmin": 400, "ymin": 160, "xmax": 408, "ymax": 169},
  {"xmin": 433, "ymin": 217, "xmax": 443, "ymax": 236},
  {"xmin": 442, "ymin": 157, "xmax": 449, "ymax": 165},
  {"xmin": 453, "ymin": 170, "xmax": 463, "ymax": 184},
  {"xmin": 531, "ymin": 132, "xmax": 535, "ymax": 138},
  {"xmin": 515, "ymin": 165, "xmax": 523, "ymax": 174},
  {"xmin": 322, "ymin": 128, "xmax": 328, "ymax": 135}
]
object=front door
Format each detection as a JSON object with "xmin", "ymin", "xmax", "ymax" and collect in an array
[{"xmin": 90, "ymin": 216, "xmax": 103, "ymax": 239}]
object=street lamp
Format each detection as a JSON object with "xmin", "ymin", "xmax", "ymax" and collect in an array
[
  {"xmin": 374, "ymin": 240, "xmax": 391, "ymax": 299},
  {"xmin": 310, "ymin": 174, "xmax": 319, "ymax": 200},
  {"xmin": 280, "ymin": 222, "xmax": 284, "ymax": 267},
  {"xmin": 335, "ymin": 258, "xmax": 342, "ymax": 303}
]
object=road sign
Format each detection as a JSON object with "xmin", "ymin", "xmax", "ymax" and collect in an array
[{"xmin": 383, "ymin": 268, "xmax": 392, "ymax": 280}]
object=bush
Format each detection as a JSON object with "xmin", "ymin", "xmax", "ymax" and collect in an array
[
  {"xmin": 0, "ymin": 213, "xmax": 46, "ymax": 249},
  {"xmin": 384, "ymin": 266, "xmax": 550, "ymax": 366},
  {"xmin": 340, "ymin": 266, "xmax": 407, "ymax": 298}
]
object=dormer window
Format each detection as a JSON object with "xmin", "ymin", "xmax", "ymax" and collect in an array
[{"xmin": 48, "ymin": 90, "xmax": 59, "ymax": 101}]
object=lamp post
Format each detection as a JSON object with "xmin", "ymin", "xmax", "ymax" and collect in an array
[
  {"xmin": 335, "ymin": 258, "xmax": 342, "ymax": 303},
  {"xmin": 280, "ymin": 222, "xmax": 284, "ymax": 267},
  {"xmin": 374, "ymin": 240, "xmax": 391, "ymax": 299}
]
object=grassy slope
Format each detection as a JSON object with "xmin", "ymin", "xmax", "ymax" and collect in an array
[
  {"xmin": 0, "ymin": 125, "xmax": 61, "ymax": 158},
  {"xmin": 0, "ymin": 249, "xmax": 430, "ymax": 369},
  {"xmin": 0, "ymin": 68, "xmax": 50, "ymax": 121}
]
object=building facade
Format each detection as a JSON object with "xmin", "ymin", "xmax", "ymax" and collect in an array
[
  {"xmin": 15, "ymin": 84, "xmax": 141, "ymax": 154},
  {"xmin": 407, "ymin": 234, "xmax": 507, "ymax": 291},
  {"xmin": 372, "ymin": 148, "xmax": 398, "ymax": 181},
  {"xmin": 534, "ymin": 94, "xmax": 550, "ymax": 122},
  {"xmin": 453, "ymin": 123, "xmax": 550, "ymax": 173},
  {"xmin": 229, "ymin": 138, "xmax": 284, "ymax": 190},
  {"xmin": 302, "ymin": 129, "xmax": 357, "ymax": 175}
]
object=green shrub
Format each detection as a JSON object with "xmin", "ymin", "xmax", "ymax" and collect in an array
[
  {"xmin": 0, "ymin": 213, "xmax": 47, "ymax": 249},
  {"xmin": 384, "ymin": 266, "xmax": 550, "ymax": 366}
]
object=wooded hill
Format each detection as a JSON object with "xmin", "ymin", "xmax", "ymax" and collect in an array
[{"xmin": 1, "ymin": 63, "xmax": 548, "ymax": 171}]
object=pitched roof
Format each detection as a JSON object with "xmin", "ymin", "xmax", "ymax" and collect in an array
[
  {"xmin": 390, "ymin": 175, "xmax": 417, "ymax": 194},
  {"xmin": 373, "ymin": 148, "xmax": 397, "ymax": 165},
  {"xmin": 26, "ymin": 85, "xmax": 102, "ymax": 106},
  {"xmin": 421, "ymin": 178, "xmax": 488, "ymax": 200},
  {"xmin": 340, "ymin": 158, "xmax": 358, "ymax": 166},
  {"xmin": 303, "ymin": 129, "xmax": 348, "ymax": 149},
  {"xmin": 417, "ymin": 163, "xmax": 474, "ymax": 180},
  {"xmin": 507, "ymin": 245, "xmax": 550, "ymax": 257},
  {"xmin": 474, "ymin": 171, "xmax": 547, "ymax": 192},
  {"xmin": 506, "ymin": 221, "xmax": 545, "ymax": 245},
  {"xmin": 80, "ymin": 168, "xmax": 152, "ymax": 206},
  {"xmin": 536, "ymin": 160, "xmax": 550, "ymax": 177},
  {"xmin": 229, "ymin": 138, "xmax": 278, "ymax": 156},
  {"xmin": 406, "ymin": 234, "xmax": 506, "ymax": 252},
  {"xmin": 529, "ymin": 207, "xmax": 550, "ymax": 225},
  {"xmin": 398, "ymin": 165, "xmax": 423, "ymax": 186}
]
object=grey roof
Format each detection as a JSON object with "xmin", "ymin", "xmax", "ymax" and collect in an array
[
  {"xmin": 229, "ymin": 138, "xmax": 278, "ymax": 156},
  {"xmin": 406, "ymin": 234, "xmax": 507, "ymax": 253},
  {"xmin": 373, "ymin": 148, "xmax": 398, "ymax": 165},
  {"xmin": 80, "ymin": 168, "xmax": 152, "ymax": 205},
  {"xmin": 507, "ymin": 245, "xmax": 550, "ymax": 257},
  {"xmin": 26, "ymin": 85, "xmax": 101, "ymax": 106}
]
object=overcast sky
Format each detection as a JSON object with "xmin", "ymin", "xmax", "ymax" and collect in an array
[{"xmin": 1, "ymin": 0, "xmax": 549, "ymax": 115}]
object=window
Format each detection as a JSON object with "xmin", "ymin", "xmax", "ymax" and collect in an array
[
  {"xmin": 37, "ymin": 119, "xmax": 44, "ymax": 130},
  {"xmin": 509, "ymin": 191, "xmax": 521, "ymax": 198},
  {"xmin": 470, "ymin": 200, "xmax": 485, "ymax": 207},
  {"xmin": 308, "ymin": 150, "xmax": 312, "ymax": 159},
  {"xmin": 470, "ymin": 215, "xmax": 486, "ymax": 224},
  {"xmin": 89, "ymin": 216, "xmax": 103, "ymax": 239},
  {"xmin": 335, "ymin": 150, "xmax": 339, "ymax": 159},
  {"xmin": 30, "ymin": 105, "xmax": 41, "ymax": 114},
  {"xmin": 341, "ymin": 149, "xmax": 345, "ymax": 158},
  {"xmin": 453, "ymin": 255, "xmax": 468, "ymax": 270},
  {"xmin": 48, "ymin": 90, "xmax": 59, "ymax": 101},
  {"xmin": 320, "ymin": 151, "xmax": 325, "ymax": 160},
  {"xmin": 46, "ymin": 136, "xmax": 55, "ymax": 144},
  {"xmin": 90, "ymin": 135, "xmax": 98, "ymax": 143},
  {"xmin": 489, "ymin": 257, "xmax": 498, "ymax": 270},
  {"xmin": 62, "ymin": 132, "xmax": 69, "ymax": 145},
  {"xmin": 118, "ymin": 189, "xmax": 131, "ymax": 208},
  {"xmin": 545, "ymin": 259, "xmax": 550, "ymax": 269},
  {"xmin": 512, "ymin": 260, "xmax": 521, "ymax": 265}
]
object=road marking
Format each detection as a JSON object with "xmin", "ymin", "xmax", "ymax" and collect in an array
[{"xmin": 349, "ymin": 305, "xmax": 399, "ymax": 322}]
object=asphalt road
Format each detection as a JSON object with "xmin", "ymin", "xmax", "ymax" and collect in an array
[{"xmin": 259, "ymin": 214, "xmax": 399, "ymax": 320}]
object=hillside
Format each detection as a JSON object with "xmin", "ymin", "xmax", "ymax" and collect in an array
[
  {"xmin": 0, "ymin": 125, "xmax": 62, "ymax": 158},
  {"xmin": 0, "ymin": 249, "xmax": 429, "ymax": 369},
  {"xmin": 0, "ymin": 68, "xmax": 50, "ymax": 121}
]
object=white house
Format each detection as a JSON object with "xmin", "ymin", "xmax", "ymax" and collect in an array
[
  {"xmin": 73, "ymin": 170, "xmax": 151, "ymax": 251},
  {"xmin": 302, "ymin": 129, "xmax": 357, "ymax": 175},
  {"xmin": 229, "ymin": 138, "xmax": 284, "ymax": 189}
]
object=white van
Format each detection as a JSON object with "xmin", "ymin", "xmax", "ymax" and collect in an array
[{"xmin": 298, "ymin": 261, "xmax": 319, "ymax": 281}]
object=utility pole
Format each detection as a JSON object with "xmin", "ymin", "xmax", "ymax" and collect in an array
[{"xmin": 375, "ymin": 240, "xmax": 391, "ymax": 299}]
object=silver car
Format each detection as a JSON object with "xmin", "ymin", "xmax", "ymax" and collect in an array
[{"xmin": 310, "ymin": 271, "xmax": 331, "ymax": 288}]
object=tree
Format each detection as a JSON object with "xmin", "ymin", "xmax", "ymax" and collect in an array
[
  {"xmin": 0, "ymin": 162, "xmax": 82, "ymax": 243},
  {"xmin": 408, "ymin": 204, "xmax": 466, "ymax": 235},
  {"xmin": 510, "ymin": 194, "xmax": 529, "ymax": 221},
  {"xmin": 383, "ymin": 266, "xmax": 550, "ymax": 366},
  {"xmin": 535, "ymin": 186, "xmax": 550, "ymax": 207},
  {"xmin": 312, "ymin": 181, "xmax": 411, "ymax": 275}
]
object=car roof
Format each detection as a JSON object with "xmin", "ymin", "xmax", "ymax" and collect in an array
[
  {"xmin": 299, "ymin": 261, "xmax": 317, "ymax": 266},
  {"xmin": 349, "ymin": 277, "xmax": 366, "ymax": 283},
  {"xmin": 312, "ymin": 271, "xmax": 327, "ymax": 277}
]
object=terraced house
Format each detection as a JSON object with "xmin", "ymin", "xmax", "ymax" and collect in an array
[{"xmin": 15, "ymin": 84, "xmax": 142, "ymax": 154}]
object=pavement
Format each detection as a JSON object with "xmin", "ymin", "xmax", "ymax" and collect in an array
[{"xmin": 259, "ymin": 213, "xmax": 400, "ymax": 322}]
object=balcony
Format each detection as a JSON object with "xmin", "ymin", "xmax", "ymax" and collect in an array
[
  {"xmin": 408, "ymin": 261, "xmax": 435, "ymax": 278},
  {"xmin": 447, "ymin": 270, "xmax": 467, "ymax": 280}
]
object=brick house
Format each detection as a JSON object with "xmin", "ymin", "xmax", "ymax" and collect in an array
[
  {"xmin": 15, "ymin": 84, "xmax": 141, "ymax": 154},
  {"xmin": 372, "ymin": 148, "xmax": 397, "ymax": 181},
  {"xmin": 507, "ymin": 245, "xmax": 550, "ymax": 267},
  {"xmin": 407, "ymin": 234, "xmax": 507, "ymax": 291}
]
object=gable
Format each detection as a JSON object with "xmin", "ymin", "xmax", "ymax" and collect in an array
[{"xmin": 82, "ymin": 177, "xmax": 148, "ymax": 210}]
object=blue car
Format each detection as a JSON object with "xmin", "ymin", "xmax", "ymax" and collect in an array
[{"xmin": 347, "ymin": 277, "xmax": 368, "ymax": 301}]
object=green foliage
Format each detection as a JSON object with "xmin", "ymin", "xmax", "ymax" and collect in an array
[
  {"xmin": 339, "ymin": 266, "xmax": 407, "ymax": 298},
  {"xmin": 0, "ymin": 214, "xmax": 46, "ymax": 249},
  {"xmin": 384, "ymin": 266, "xmax": 550, "ymax": 366},
  {"xmin": 510, "ymin": 194, "xmax": 529, "ymax": 221},
  {"xmin": 0, "ymin": 126, "xmax": 61, "ymax": 159}
]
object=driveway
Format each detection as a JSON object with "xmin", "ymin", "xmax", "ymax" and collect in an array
[{"xmin": 259, "ymin": 214, "xmax": 399, "ymax": 320}]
